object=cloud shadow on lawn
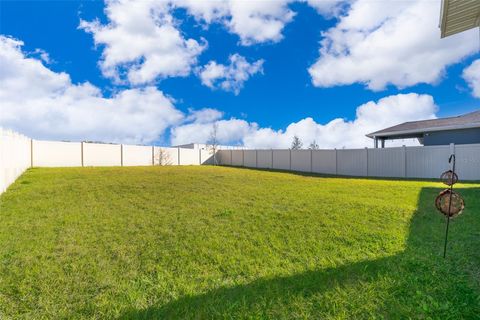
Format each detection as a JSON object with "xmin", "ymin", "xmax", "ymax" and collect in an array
[{"xmin": 119, "ymin": 187, "xmax": 480, "ymax": 319}]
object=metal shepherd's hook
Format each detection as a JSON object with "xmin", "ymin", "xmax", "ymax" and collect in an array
[{"xmin": 443, "ymin": 154, "xmax": 455, "ymax": 258}]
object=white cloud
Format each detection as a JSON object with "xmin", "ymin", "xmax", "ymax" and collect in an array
[
  {"xmin": 176, "ymin": 0, "xmax": 230, "ymax": 24},
  {"xmin": 0, "ymin": 35, "xmax": 439, "ymax": 149},
  {"xmin": 243, "ymin": 93, "xmax": 438, "ymax": 148},
  {"xmin": 0, "ymin": 36, "xmax": 183, "ymax": 144},
  {"xmin": 226, "ymin": 0, "xmax": 295, "ymax": 45},
  {"xmin": 79, "ymin": 0, "xmax": 205, "ymax": 85},
  {"xmin": 179, "ymin": 0, "xmax": 295, "ymax": 45},
  {"xmin": 185, "ymin": 108, "xmax": 224, "ymax": 123},
  {"xmin": 78, "ymin": 0, "xmax": 297, "ymax": 86},
  {"xmin": 304, "ymin": 0, "xmax": 344, "ymax": 17},
  {"xmin": 171, "ymin": 93, "xmax": 438, "ymax": 149},
  {"xmin": 180, "ymin": 0, "xmax": 343, "ymax": 45},
  {"xmin": 463, "ymin": 59, "xmax": 480, "ymax": 98},
  {"xmin": 171, "ymin": 118, "xmax": 256, "ymax": 146},
  {"xmin": 80, "ymin": 0, "xmax": 417, "ymax": 88},
  {"xmin": 308, "ymin": 0, "xmax": 479, "ymax": 90},
  {"xmin": 32, "ymin": 48, "xmax": 52, "ymax": 64},
  {"xmin": 198, "ymin": 54, "xmax": 264, "ymax": 94}
]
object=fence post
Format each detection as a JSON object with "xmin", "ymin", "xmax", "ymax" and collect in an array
[
  {"xmin": 255, "ymin": 150, "xmax": 258, "ymax": 168},
  {"xmin": 271, "ymin": 149, "xmax": 274, "ymax": 169},
  {"xmin": 30, "ymin": 139, "xmax": 33, "ymax": 168},
  {"xmin": 310, "ymin": 149, "xmax": 313, "ymax": 173},
  {"xmin": 365, "ymin": 147, "xmax": 368, "ymax": 177},
  {"xmin": 242, "ymin": 149, "xmax": 245, "ymax": 167},
  {"xmin": 152, "ymin": 146, "xmax": 155, "ymax": 166},
  {"xmin": 81, "ymin": 141, "xmax": 84, "ymax": 167},
  {"xmin": 335, "ymin": 148, "xmax": 338, "ymax": 175},
  {"xmin": 289, "ymin": 149, "xmax": 292, "ymax": 170},
  {"xmin": 230, "ymin": 149, "xmax": 233, "ymax": 166},
  {"xmin": 177, "ymin": 147, "xmax": 180, "ymax": 165},
  {"xmin": 120, "ymin": 144, "xmax": 123, "ymax": 166},
  {"xmin": 199, "ymin": 148, "xmax": 202, "ymax": 165},
  {"xmin": 403, "ymin": 145, "xmax": 407, "ymax": 178}
]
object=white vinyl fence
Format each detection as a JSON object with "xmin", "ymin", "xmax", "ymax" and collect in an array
[
  {"xmin": 0, "ymin": 129, "xmax": 31, "ymax": 193},
  {"xmin": 217, "ymin": 144, "xmax": 480, "ymax": 180},
  {"xmin": 30, "ymin": 141, "xmax": 213, "ymax": 168},
  {"xmin": 2, "ymin": 128, "xmax": 480, "ymax": 195},
  {"xmin": 1, "ymin": 129, "xmax": 214, "ymax": 194}
]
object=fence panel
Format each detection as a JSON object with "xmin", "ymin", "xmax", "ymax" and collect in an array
[
  {"xmin": 312, "ymin": 150, "xmax": 336, "ymax": 174},
  {"xmin": 243, "ymin": 150, "xmax": 257, "ymax": 167},
  {"xmin": 231, "ymin": 150, "xmax": 244, "ymax": 166},
  {"xmin": 200, "ymin": 149, "xmax": 213, "ymax": 165},
  {"xmin": 33, "ymin": 140, "xmax": 82, "ymax": 167},
  {"xmin": 153, "ymin": 147, "xmax": 179, "ymax": 165},
  {"xmin": 0, "ymin": 129, "xmax": 31, "ymax": 193},
  {"xmin": 368, "ymin": 147, "xmax": 405, "ymax": 177},
  {"xmin": 123, "ymin": 145, "xmax": 153, "ymax": 166},
  {"xmin": 337, "ymin": 149, "xmax": 367, "ymax": 176},
  {"xmin": 272, "ymin": 150, "xmax": 290, "ymax": 170},
  {"xmin": 291, "ymin": 150, "xmax": 311, "ymax": 172},
  {"xmin": 83, "ymin": 143, "xmax": 121, "ymax": 166},
  {"xmin": 454, "ymin": 143, "xmax": 480, "ymax": 180},
  {"xmin": 406, "ymin": 145, "xmax": 450, "ymax": 178},
  {"xmin": 179, "ymin": 148, "xmax": 199, "ymax": 165},
  {"xmin": 217, "ymin": 150, "xmax": 231, "ymax": 165},
  {"xmin": 257, "ymin": 150, "xmax": 273, "ymax": 169}
]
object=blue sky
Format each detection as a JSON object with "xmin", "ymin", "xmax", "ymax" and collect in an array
[{"xmin": 0, "ymin": 0, "xmax": 479, "ymax": 148}]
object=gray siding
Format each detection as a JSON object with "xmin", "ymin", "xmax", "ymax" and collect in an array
[{"xmin": 424, "ymin": 128, "xmax": 480, "ymax": 146}]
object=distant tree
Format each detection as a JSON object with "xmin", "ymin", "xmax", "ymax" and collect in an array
[
  {"xmin": 308, "ymin": 140, "xmax": 320, "ymax": 150},
  {"xmin": 290, "ymin": 135, "xmax": 303, "ymax": 150},
  {"xmin": 155, "ymin": 148, "xmax": 173, "ymax": 166},
  {"xmin": 207, "ymin": 122, "xmax": 220, "ymax": 165}
]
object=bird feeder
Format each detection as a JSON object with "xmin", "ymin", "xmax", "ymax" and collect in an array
[{"xmin": 435, "ymin": 154, "xmax": 465, "ymax": 258}]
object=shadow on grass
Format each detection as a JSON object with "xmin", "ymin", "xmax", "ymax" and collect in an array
[
  {"xmin": 222, "ymin": 165, "xmax": 480, "ymax": 184},
  {"xmin": 119, "ymin": 187, "xmax": 480, "ymax": 319}
]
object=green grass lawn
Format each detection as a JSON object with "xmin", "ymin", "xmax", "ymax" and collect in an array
[{"xmin": 0, "ymin": 166, "xmax": 479, "ymax": 319}]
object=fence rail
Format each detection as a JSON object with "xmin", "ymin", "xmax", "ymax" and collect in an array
[{"xmin": 217, "ymin": 144, "xmax": 480, "ymax": 181}]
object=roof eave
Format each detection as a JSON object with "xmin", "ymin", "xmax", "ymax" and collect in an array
[
  {"xmin": 440, "ymin": 0, "xmax": 480, "ymax": 38},
  {"xmin": 366, "ymin": 123, "xmax": 480, "ymax": 139},
  {"xmin": 439, "ymin": 0, "xmax": 449, "ymax": 38}
]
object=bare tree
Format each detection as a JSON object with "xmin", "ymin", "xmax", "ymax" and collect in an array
[
  {"xmin": 308, "ymin": 140, "xmax": 320, "ymax": 150},
  {"xmin": 290, "ymin": 135, "xmax": 303, "ymax": 150},
  {"xmin": 207, "ymin": 122, "xmax": 220, "ymax": 165},
  {"xmin": 155, "ymin": 148, "xmax": 173, "ymax": 166}
]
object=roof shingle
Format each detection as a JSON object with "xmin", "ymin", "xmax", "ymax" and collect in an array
[{"xmin": 367, "ymin": 110, "xmax": 480, "ymax": 138}]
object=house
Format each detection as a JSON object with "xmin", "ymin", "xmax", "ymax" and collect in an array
[
  {"xmin": 171, "ymin": 143, "xmax": 245, "ymax": 150},
  {"xmin": 366, "ymin": 110, "xmax": 480, "ymax": 148}
]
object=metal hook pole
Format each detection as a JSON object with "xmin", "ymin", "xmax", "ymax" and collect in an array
[{"xmin": 443, "ymin": 154, "xmax": 456, "ymax": 258}]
